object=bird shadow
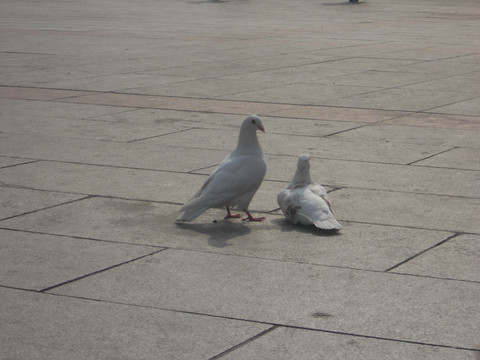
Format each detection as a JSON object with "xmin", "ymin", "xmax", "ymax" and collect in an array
[
  {"xmin": 271, "ymin": 217, "xmax": 342, "ymax": 237},
  {"xmin": 175, "ymin": 220, "xmax": 251, "ymax": 248}
]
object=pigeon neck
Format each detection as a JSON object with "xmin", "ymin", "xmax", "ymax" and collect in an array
[
  {"xmin": 234, "ymin": 128, "xmax": 262, "ymax": 155},
  {"xmin": 291, "ymin": 169, "xmax": 312, "ymax": 186}
]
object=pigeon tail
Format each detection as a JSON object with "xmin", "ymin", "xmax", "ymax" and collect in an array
[
  {"xmin": 176, "ymin": 206, "xmax": 209, "ymax": 222},
  {"xmin": 313, "ymin": 218, "xmax": 342, "ymax": 230}
]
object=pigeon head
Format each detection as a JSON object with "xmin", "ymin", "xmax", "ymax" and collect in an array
[
  {"xmin": 244, "ymin": 115, "xmax": 265, "ymax": 133},
  {"xmin": 290, "ymin": 154, "xmax": 312, "ymax": 186},
  {"xmin": 297, "ymin": 154, "xmax": 311, "ymax": 172}
]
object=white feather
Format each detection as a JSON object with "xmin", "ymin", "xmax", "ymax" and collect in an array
[
  {"xmin": 277, "ymin": 154, "xmax": 342, "ymax": 230},
  {"xmin": 177, "ymin": 115, "xmax": 266, "ymax": 222}
]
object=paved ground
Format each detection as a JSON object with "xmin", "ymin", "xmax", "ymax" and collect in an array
[{"xmin": 1, "ymin": 0, "xmax": 479, "ymax": 359}]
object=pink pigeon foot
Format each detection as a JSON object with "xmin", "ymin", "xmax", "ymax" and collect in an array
[
  {"xmin": 242, "ymin": 211, "xmax": 266, "ymax": 222},
  {"xmin": 224, "ymin": 206, "xmax": 242, "ymax": 219}
]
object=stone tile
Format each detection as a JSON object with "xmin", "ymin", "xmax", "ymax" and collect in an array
[
  {"xmin": 59, "ymin": 92, "xmax": 289, "ymax": 115},
  {"xmin": 0, "ymin": 85, "xmax": 92, "ymax": 101},
  {"xmin": 401, "ymin": 72, "xmax": 480, "ymax": 95},
  {"xmin": 264, "ymin": 156, "xmax": 480, "ymax": 198},
  {"xmin": 334, "ymin": 188, "xmax": 480, "ymax": 233},
  {"xmin": 0, "ymin": 156, "xmax": 35, "ymax": 169},
  {"xmin": 221, "ymin": 327, "xmax": 478, "ymax": 360},
  {"xmin": 0, "ymin": 288, "xmax": 269, "ymax": 360},
  {"xmin": 0, "ymin": 197, "xmax": 454, "ymax": 272},
  {"xmin": 0, "ymin": 132, "xmax": 225, "ymax": 171},
  {"xmin": 413, "ymin": 147, "xmax": 480, "ymax": 170},
  {"xmin": 0, "ymin": 114, "xmax": 192, "ymax": 143},
  {"xmin": 0, "ymin": 161, "xmax": 223, "ymax": 202},
  {"xmin": 45, "ymin": 73, "xmax": 193, "ymax": 93},
  {"xmin": 393, "ymin": 234, "xmax": 480, "ymax": 283},
  {"xmin": 124, "ymin": 77, "xmax": 266, "ymax": 98},
  {"xmin": 0, "ymin": 229, "xmax": 159, "ymax": 291},
  {"xmin": 333, "ymin": 122, "xmax": 480, "ymax": 147},
  {"xmin": 216, "ymin": 82, "xmax": 381, "ymax": 106},
  {"xmin": 266, "ymin": 105, "xmax": 407, "ymax": 123},
  {"xmin": 0, "ymin": 187, "xmax": 83, "ymax": 220},
  {"xmin": 326, "ymin": 88, "xmax": 475, "ymax": 112},
  {"xmin": 327, "ymin": 70, "xmax": 439, "ymax": 88},
  {"xmin": 384, "ymin": 113, "xmax": 480, "ymax": 131},
  {"xmin": 427, "ymin": 97, "xmax": 480, "ymax": 117},
  {"xmin": 0, "ymin": 97, "xmax": 127, "ymax": 121},
  {"xmin": 143, "ymin": 127, "xmax": 451, "ymax": 165},
  {"xmin": 50, "ymin": 249, "xmax": 480, "ymax": 349}
]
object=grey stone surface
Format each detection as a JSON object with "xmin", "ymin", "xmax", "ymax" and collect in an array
[
  {"xmin": 0, "ymin": 287, "xmax": 269, "ymax": 360},
  {"xmin": 0, "ymin": 186, "xmax": 84, "ymax": 220},
  {"xmin": 1, "ymin": 0, "xmax": 479, "ymax": 358},
  {"xmin": 413, "ymin": 147, "xmax": 480, "ymax": 171},
  {"xmin": 220, "ymin": 327, "xmax": 479, "ymax": 360},
  {"xmin": 0, "ymin": 229, "xmax": 161, "ymax": 291},
  {"xmin": 334, "ymin": 188, "xmax": 480, "ymax": 233},
  {"xmin": 49, "ymin": 249, "xmax": 480, "ymax": 350},
  {"xmin": 393, "ymin": 234, "xmax": 480, "ymax": 283},
  {"xmin": 0, "ymin": 197, "xmax": 454, "ymax": 272}
]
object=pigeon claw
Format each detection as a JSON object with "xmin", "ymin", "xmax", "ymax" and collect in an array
[
  {"xmin": 225, "ymin": 206, "xmax": 242, "ymax": 219},
  {"xmin": 242, "ymin": 211, "xmax": 266, "ymax": 222}
]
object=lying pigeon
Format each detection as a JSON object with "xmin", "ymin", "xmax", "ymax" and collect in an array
[
  {"xmin": 277, "ymin": 154, "xmax": 342, "ymax": 230},
  {"xmin": 176, "ymin": 115, "xmax": 267, "ymax": 222}
]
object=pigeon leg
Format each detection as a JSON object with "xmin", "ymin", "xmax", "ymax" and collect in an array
[
  {"xmin": 224, "ymin": 206, "xmax": 242, "ymax": 219},
  {"xmin": 242, "ymin": 211, "xmax": 266, "ymax": 222}
]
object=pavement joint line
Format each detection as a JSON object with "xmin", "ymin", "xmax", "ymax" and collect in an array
[
  {"xmin": 420, "ymin": 94, "xmax": 480, "ymax": 113},
  {"xmin": 384, "ymin": 233, "xmax": 463, "ymax": 272},
  {"xmin": 0, "ymin": 159, "xmax": 40, "ymax": 170},
  {"xmin": 157, "ymin": 246, "xmax": 480, "ymax": 285},
  {"xmin": 0, "ymin": 195, "xmax": 91, "ymax": 222},
  {"xmin": 39, "ymin": 248, "xmax": 167, "ymax": 293},
  {"xmin": 0, "ymin": 85, "xmax": 412, "ymax": 119},
  {"xmin": 407, "ymin": 146, "xmax": 458, "ymax": 165},
  {"xmin": 208, "ymin": 325, "xmax": 279, "ymax": 359},
  {"xmin": 0, "ymin": 227, "xmax": 167, "ymax": 249},
  {"xmin": 126, "ymin": 127, "xmax": 196, "ymax": 143},
  {"xmin": 341, "ymin": 219, "xmax": 480, "ymax": 235},
  {"xmin": 17, "ymin": 290, "xmax": 480, "ymax": 353}
]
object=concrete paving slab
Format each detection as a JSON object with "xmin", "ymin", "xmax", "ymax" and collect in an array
[
  {"xmin": 1, "ymin": 287, "xmax": 269, "ymax": 360},
  {"xmin": 0, "ymin": 97, "xmax": 127, "ymax": 120},
  {"xmin": 0, "ymin": 113, "xmax": 192, "ymax": 143},
  {"xmin": 0, "ymin": 133, "xmax": 226, "ymax": 172},
  {"xmin": 45, "ymin": 73, "xmax": 194, "ymax": 93},
  {"xmin": 334, "ymin": 188, "xmax": 480, "ymax": 233},
  {"xmin": 0, "ymin": 229, "xmax": 160, "ymax": 291},
  {"xmin": 220, "ymin": 327, "xmax": 478, "ymax": 360},
  {"xmin": 0, "ymin": 156, "xmax": 36, "ymax": 169},
  {"xmin": 49, "ymin": 249, "xmax": 480, "ymax": 350},
  {"xmin": 145, "ymin": 127, "xmax": 451, "ymax": 165},
  {"xmin": 1, "ymin": 0, "xmax": 479, "ymax": 357},
  {"xmin": 324, "ymin": 70, "xmax": 440, "ymax": 88},
  {"xmin": 400, "ymin": 72, "xmax": 479, "ymax": 95},
  {"xmin": 216, "ymin": 82, "xmax": 382, "ymax": 106},
  {"xmin": 333, "ymin": 122, "xmax": 480, "ymax": 148},
  {"xmin": 0, "ymin": 186, "xmax": 84, "ymax": 220},
  {"xmin": 263, "ymin": 156, "xmax": 480, "ymax": 198},
  {"xmin": 413, "ymin": 147, "xmax": 480, "ymax": 171},
  {"xmin": 0, "ymin": 196, "xmax": 454, "ymax": 272},
  {"xmin": 0, "ymin": 161, "xmax": 224, "ymax": 202},
  {"xmin": 384, "ymin": 112, "xmax": 480, "ymax": 131},
  {"xmin": 427, "ymin": 97, "xmax": 480, "ymax": 117},
  {"xmin": 325, "ymin": 88, "xmax": 475, "ymax": 112},
  {"xmin": 393, "ymin": 234, "xmax": 480, "ymax": 283}
]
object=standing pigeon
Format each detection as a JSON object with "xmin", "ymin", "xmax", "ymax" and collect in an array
[
  {"xmin": 277, "ymin": 154, "xmax": 342, "ymax": 230},
  {"xmin": 176, "ymin": 115, "xmax": 267, "ymax": 222}
]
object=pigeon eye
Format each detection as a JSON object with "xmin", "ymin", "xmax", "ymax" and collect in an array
[{"xmin": 251, "ymin": 119, "xmax": 256, "ymax": 124}]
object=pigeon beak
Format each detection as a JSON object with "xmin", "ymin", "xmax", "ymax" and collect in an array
[{"xmin": 259, "ymin": 126, "xmax": 265, "ymax": 133}]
